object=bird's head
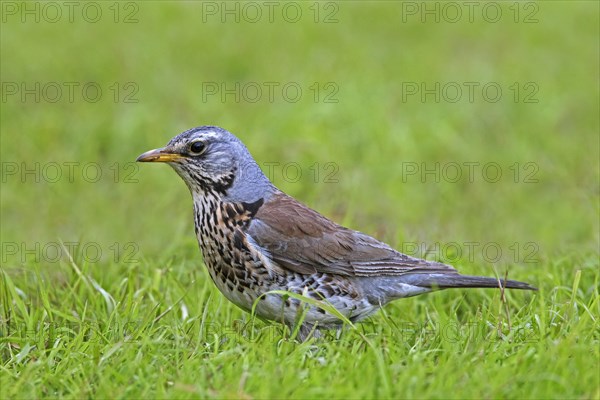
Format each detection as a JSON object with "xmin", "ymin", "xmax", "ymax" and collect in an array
[{"xmin": 137, "ymin": 126, "xmax": 274, "ymax": 202}]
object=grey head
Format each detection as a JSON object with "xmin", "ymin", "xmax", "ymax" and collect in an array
[{"xmin": 137, "ymin": 126, "xmax": 275, "ymax": 203}]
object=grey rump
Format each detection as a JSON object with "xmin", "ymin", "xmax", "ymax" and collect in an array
[{"xmin": 137, "ymin": 126, "xmax": 536, "ymax": 341}]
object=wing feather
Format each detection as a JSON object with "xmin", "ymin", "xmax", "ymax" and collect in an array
[{"xmin": 246, "ymin": 192, "xmax": 458, "ymax": 277}]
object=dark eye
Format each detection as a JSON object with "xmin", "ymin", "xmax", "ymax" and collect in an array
[{"xmin": 189, "ymin": 140, "xmax": 206, "ymax": 155}]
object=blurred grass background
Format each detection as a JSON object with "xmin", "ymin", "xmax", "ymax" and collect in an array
[
  {"xmin": 1, "ymin": 1, "xmax": 598, "ymax": 265},
  {"xmin": 1, "ymin": 1, "xmax": 598, "ymax": 399},
  {"xmin": 1, "ymin": 2, "xmax": 598, "ymax": 264}
]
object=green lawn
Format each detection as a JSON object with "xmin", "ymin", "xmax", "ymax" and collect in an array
[{"xmin": 1, "ymin": 2, "xmax": 598, "ymax": 399}]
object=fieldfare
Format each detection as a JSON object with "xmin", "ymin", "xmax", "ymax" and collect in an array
[{"xmin": 137, "ymin": 126, "xmax": 536, "ymax": 340}]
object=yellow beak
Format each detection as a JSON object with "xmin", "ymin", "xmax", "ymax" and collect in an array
[{"xmin": 136, "ymin": 148, "xmax": 183, "ymax": 163}]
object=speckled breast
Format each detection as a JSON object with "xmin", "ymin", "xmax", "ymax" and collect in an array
[
  {"xmin": 192, "ymin": 194, "xmax": 271, "ymax": 311},
  {"xmin": 190, "ymin": 193, "xmax": 377, "ymax": 326}
]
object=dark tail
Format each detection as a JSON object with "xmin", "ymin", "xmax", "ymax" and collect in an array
[{"xmin": 408, "ymin": 274, "xmax": 537, "ymax": 291}]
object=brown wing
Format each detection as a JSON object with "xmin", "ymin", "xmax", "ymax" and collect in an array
[{"xmin": 246, "ymin": 192, "xmax": 458, "ymax": 277}]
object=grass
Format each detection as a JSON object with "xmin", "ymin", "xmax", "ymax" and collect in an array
[
  {"xmin": 1, "ymin": 1, "xmax": 599, "ymax": 399},
  {"xmin": 1, "ymin": 254, "xmax": 598, "ymax": 398}
]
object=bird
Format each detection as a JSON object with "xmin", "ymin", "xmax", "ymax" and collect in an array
[{"xmin": 137, "ymin": 126, "xmax": 536, "ymax": 341}]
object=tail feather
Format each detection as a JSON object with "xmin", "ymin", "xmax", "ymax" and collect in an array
[{"xmin": 408, "ymin": 274, "xmax": 537, "ymax": 291}]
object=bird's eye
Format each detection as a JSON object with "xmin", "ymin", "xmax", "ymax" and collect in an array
[{"xmin": 188, "ymin": 140, "xmax": 206, "ymax": 155}]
